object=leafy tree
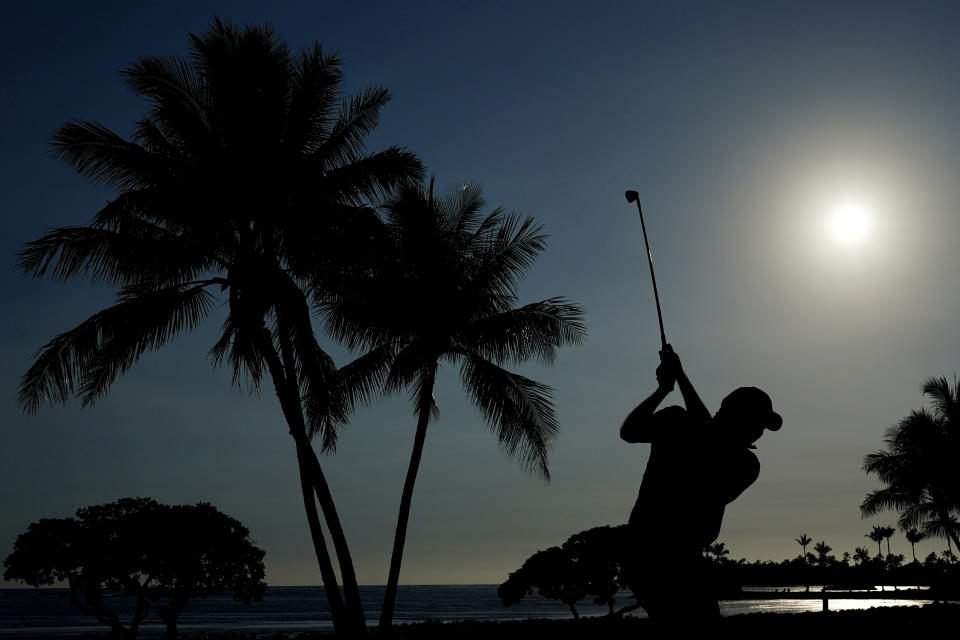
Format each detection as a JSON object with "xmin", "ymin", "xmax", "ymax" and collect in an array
[
  {"xmin": 795, "ymin": 533, "xmax": 812, "ymax": 561},
  {"xmin": 853, "ymin": 546, "xmax": 871, "ymax": 564},
  {"xmin": 498, "ymin": 525, "xmax": 627, "ymax": 619},
  {"xmin": 3, "ymin": 498, "xmax": 265, "ymax": 640},
  {"xmin": 16, "ymin": 19, "xmax": 421, "ymax": 635},
  {"xmin": 861, "ymin": 377, "xmax": 960, "ymax": 553},
  {"xmin": 325, "ymin": 179, "xmax": 586, "ymax": 629}
]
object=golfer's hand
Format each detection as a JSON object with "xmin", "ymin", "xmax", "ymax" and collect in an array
[
  {"xmin": 656, "ymin": 346, "xmax": 678, "ymax": 392},
  {"xmin": 657, "ymin": 345, "xmax": 681, "ymax": 391}
]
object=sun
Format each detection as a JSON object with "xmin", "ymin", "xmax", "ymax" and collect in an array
[{"xmin": 828, "ymin": 203, "xmax": 870, "ymax": 244}]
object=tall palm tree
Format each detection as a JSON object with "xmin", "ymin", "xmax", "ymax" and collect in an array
[
  {"xmin": 880, "ymin": 525, "xmax": 895, "ymax": 556},
  {"xmin": 795, "ymin": 533, "xmax": 812, "ymax": 561},
  {"xmin": 866, "ymin": 526, "xmax": 885, "ymax": 557},
  {"xmin": 861, "ymin": 377, "xmax": 960, "ymax": 552},
  {"xmin": 905, "ymin": 528, "xmax": 925, "ymax": 563},
  {"xmin": 324, "ymin": 179, "xmax": 586, "ymax": 630},
  {"xmin": 17, "ymin": 19, "xmax": 421, "ymax": 636}
]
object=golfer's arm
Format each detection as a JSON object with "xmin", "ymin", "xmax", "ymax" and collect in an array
[
  {"xmin": 620, "ymin": 387, "xmax": 671, "ymax": 443},
  {"xmin": 676, "ymin": 369, "xmax": 711, "ymax": 424}
]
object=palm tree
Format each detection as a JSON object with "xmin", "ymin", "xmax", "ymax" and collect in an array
[
  {"xmin": 708, "ymin": 542, "xmax": 730, "ymax": 562},
  {"xmin": 813, "ymin": 541, "xmax": 832, "ymax": 565},
  {"xmin": 861, "ymin": 377, "xmax": 960, "ymax": 552},
  {"xmin": 16, "ymin": 19, "xmax": 421, "ymax": 636},
  {"xmin": 880, "ymin": 525, "xmax": 896, "ymax": 556},
  {"xmin": 853, "ymin": 546, "xmax": 870, "ymax": 565},
  {"xmin": 866, "ymin": 526, "xmax": 885, "ymax": 557},
  {"xmin": 904, "ymin": 528, "xmax": 925, "ymax": 563},
  {"xmin": 795, "ymin": 533, "xmax": 812, "ymax": 561},
  {"xmin": 324, "ymin": 179, "xmax": 586, "ymax": 630}
]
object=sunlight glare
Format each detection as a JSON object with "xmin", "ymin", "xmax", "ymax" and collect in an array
[{"xmin": 829, "ymin": 203, "xmax": 870, "ymax": 244}]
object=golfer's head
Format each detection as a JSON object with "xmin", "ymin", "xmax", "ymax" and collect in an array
[{"xmin": 716, "ymin": 387, "xmax": 782, "ymax": 446}]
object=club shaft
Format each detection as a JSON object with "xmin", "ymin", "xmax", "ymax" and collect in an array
[{"xmin": 633, "ymin": 200, "xmax": 667, "ymax": 350}]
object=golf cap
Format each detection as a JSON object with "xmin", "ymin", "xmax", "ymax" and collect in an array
[{"xmin": 720, "ymin": 387, "xmax": 782, "ymax": 432}]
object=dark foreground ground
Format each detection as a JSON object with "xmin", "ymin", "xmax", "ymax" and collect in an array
[{"xmin": 172, "ymin": 603, "xmax": 960, "ymax": 640}]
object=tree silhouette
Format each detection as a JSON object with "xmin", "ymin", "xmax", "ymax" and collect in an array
[
  {"xmin": 3, "ymin": 498, "xmax": 265, "ymax": 640},
  {"xmin": 795, "ymin": 533, "xmax": 812, "ymax": 561},
  {"xmin": 880, "ymin": 525, "xmax": 896, "ymax": 556},
  {"xmin": 853, "ymin": 546, "xmax": 871, "ymax": 565},
  {"xmin": 15, "ymin": 19, "xmax": 421, "ymax": 636},
  {"xmin": 905, "ymin": 528, "xmax": 925, "ymax": 563},
  {"xmin": 813, "ymin": 541, "xmax": 832, "ymax": 566},
  {"xmin": 866, "ymin": 526, "xmax": 885, "ymax": 557},
  {"xmin": 708, "ymin": 542, "xmax": 730, "ymax": 562},
  {"xmin": 324, "ymin": 179, "xmax": 585, "ymax": 630},
  {"xmin": 498, "ymin": 525, "xmax": 627, "ymax": 619},
  {"xmin": 861, "ymin": 377, "xmax": 960, "ymax": 554}
]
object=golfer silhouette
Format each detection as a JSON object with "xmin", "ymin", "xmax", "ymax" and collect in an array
[{"xmin": 620, "ymin": 345, "xmax": 781, "ymax": 621}]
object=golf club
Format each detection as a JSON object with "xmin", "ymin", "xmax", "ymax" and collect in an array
[{"xmin": 625, "ymin": 190, "xmax": 667, "ymax": 350}]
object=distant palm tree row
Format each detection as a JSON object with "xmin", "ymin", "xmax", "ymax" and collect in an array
[
  {"xmin": 16, "ymin": 19, "xmax": 585, "ymax": 637},
  {"xmin": 793, "ymin": 526, "xmax": 936, "ymax": 565}
]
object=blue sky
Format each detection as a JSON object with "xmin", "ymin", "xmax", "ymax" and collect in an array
[{"xmin": 4, "ymin": 1, "xmax": 960, "ymax": 586}]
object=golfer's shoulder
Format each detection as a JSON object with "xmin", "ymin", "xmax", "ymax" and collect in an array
[
  {"xmin": 653, "ymin": 405, "xmax": 688, "ymax": 422},
  {"xmin": 651, "ymin": 405, "xmax": 691, "ymax": 438}
]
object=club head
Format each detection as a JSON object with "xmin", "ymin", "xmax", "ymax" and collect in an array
[{"xmin": 625, "ymin": 190, "xmax": 639, "ymax": 204}]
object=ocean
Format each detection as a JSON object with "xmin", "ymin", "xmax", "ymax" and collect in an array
[{"xmin": 0, "ymin": 585, "xmax": 932, "ymax": 638}]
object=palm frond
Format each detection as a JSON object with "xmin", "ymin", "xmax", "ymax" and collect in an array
[
  {"xmin": 467, "ymin": 212, "xmax": 548, "ymax": 300},
  {"xmin": 50, "ymin": 121, "xmax": 161, "ymax": 190},
  {"xmin": 121, "ymin": 55, "xmax": 211, "ymax": 153},
  {"xmin": 456, "ymin": 298, "xmax": 586, "ymax": 365},
  {"xmin": 459, "ymin": 353, "xmax": 558, "ymax": 480},
  {"xmin": 284, "ymin": 43, "xmax": 342, "ymax": 153},
  {"xmin": 19, "ymin": 283, "xmax": 217, "ymax": 412},
  {"xmin": 18, "ymin": 210, "xmax": 210, "ymax": 286},
  {"xmin": 315, "ymin": 87, "xmax": 391, "ymax": 168},
  {"xmin": 321, "ymin": 147, "xmax": 423, "ymax": 206},
  {"xmin": 335, "ymin": 343, "xmax": 396, "ymax": 413}
]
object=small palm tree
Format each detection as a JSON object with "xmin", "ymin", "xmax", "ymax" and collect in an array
[
  {"xmin": 853, "ymin": 546, "xmax": 871, "ymax": 565},
  {"xmin": 880, "ymin": 525, "xmax": 896, "ymax": 556},
  {"xmin": 904, "ymin": 528, "xmax": 925, "ymax": 563},
  {"xmin": 16, "ymin": 19, "xmax": 422, "ymax": 636},
  {"xmin": 866, "ymin": 526, "xmax": 885, "ymax": 557},
  {"xmin": 325, "ymin": 179, "xmax": 586, "ymax": 630},
  {"xmin": 708, "ymin": 542, "xmax": 730, "ymax": 562},
  {"xmin": 813, "ymin": 541, "xmax": 832, "ymax": 565},
  {"xmin": 795, "ymin": 533, "xmax": 812, "ymax": 561}
]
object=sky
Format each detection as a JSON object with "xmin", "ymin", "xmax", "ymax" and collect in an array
[{"xmin": 4, "ymin": 0, "xmax": 960, "ymax": 587}]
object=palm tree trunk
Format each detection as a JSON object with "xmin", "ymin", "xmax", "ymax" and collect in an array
[
  {"xmin": 272, "ymin": 319, "xmax": 367, "ymax": 634},
  {"xmin": 379, "ymin": 367, "xmax": 436, "ymax": 632},
  {"xmin": 298, "ymin": 433, "xmax": 367, "ymax": 633},
  {"xmin": 257, "ymin": 327, "xmax": 358, "ymax": 636},
  {"xmin": 294, "ymin": 439, "xmax": 348, "ymax": 633}
]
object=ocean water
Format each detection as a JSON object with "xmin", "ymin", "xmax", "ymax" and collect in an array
[{"xmin": 0, "ymin": 585, "xmax": 932, "ymax": 638}]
